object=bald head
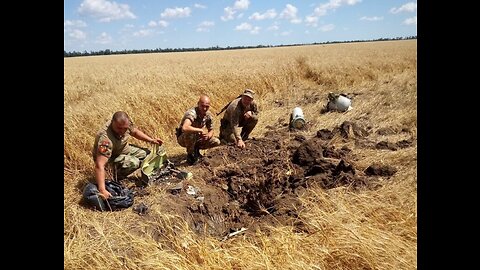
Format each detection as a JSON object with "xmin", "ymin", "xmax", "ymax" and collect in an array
[
  {"xmin": 112, "ymin": 111, "xmax": 129, "ymax": 124},
  {"xmin": 199, "ymin": 95, "xmax": 210, "ymax": 104},
  {"xmin": 197, "ymin": 95, "xmax": 211, "ymax": 117},
  {"xmin": 111, "ymin": 111, "xmax": 130, "ymax": 137}
]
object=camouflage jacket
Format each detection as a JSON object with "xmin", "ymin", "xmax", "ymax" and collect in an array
[
  {"xmin": 92, "ymin": 119, "xmax": 135, "ymax": 160},
  {"xmin": 178, "ymin": 107, "xmax": 214, "ymax": 133},
  {"xmin": 222, "ymin": 98, "xmax": 259, "ymax": 140}
]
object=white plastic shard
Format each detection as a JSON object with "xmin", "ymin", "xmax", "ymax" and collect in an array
[{"xmin": 222, "ymin": 227, "xmax": 248, "ymax": 241}]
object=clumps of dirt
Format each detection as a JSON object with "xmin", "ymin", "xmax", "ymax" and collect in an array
[
  {"xmin": 396, "ymin": 138, "xmax": 415, "ymax": 148},
  {"xmin": 292, "ymin": 137, "xmax": 368, "ymax": 190},
  {"xmin": 375, "ymin": 138, "xmax": 415, "ymax": 151},
  {"xmin": 364, "ymin": 163, "xmax": 397, "ymax": 176},
  {"xmin": 316, "ymin": 129, "xmax": 335, "ymax": 140},
  {"xmin": 329, "ymin": 121, "xmax": 416, "ymax": 151},
  {"xmin": 146, "ymin": 121, "xmax": 402, "ymax": 238},
  {"xmin": 292, "ymin": 137, "xmax": 350, "ymax": 166}
]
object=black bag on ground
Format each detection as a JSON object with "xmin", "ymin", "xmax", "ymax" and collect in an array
[{"xmin": 82, "ymin": 180, "xmax": 134, "ymax": 211}]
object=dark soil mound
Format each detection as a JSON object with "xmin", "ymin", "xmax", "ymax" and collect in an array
[{"xmin": 146, "ymin": 123, "xmax": 397, "ymax": 239}]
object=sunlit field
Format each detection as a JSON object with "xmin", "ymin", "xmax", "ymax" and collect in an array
[{"xmin": 64, "ymin": 40, "xmax": 416, "ymax": 269}]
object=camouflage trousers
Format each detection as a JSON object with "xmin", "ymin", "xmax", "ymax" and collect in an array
[
  {"xmin": 220, "ymin": 117, "xmax": 258, "ymax": 143},
  {"xmin": 177, "ymin": 132, "xmax": 221, "ymax": 154},
  {"xmin": 110, "ymin": 145, "xmax": 149, "ymax": 179}
]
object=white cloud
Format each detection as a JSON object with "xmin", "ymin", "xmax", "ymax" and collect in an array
[
  {"xmin": 314, "ymin": 0, "xmax": 362, "ymax": 17},
  {"xmin": 194, "ymin": 3, "xmax": 206, "ymax": 9},
  {"xmin": 403, "ymin": 16, "xmax": 417, "ymax": 25},
  {"xmin": 69, "ymin": 29, "xmax": 87, "ymax": 40},
  {"xmin": 158, "ymin": 20, "xmax": 169, "ymax": 27},
  {"xmin": 249, "ymin": 9, "xmax": 277, "ymax": 20},
  {"xmin": 279, "ymin": 4, "xmax": 298, "ymax": 20},
  {"xmin": 64, "ymin": 20, "xmax": 87, "ymax": 28},
  {"xmin": 196, "ymin": 21, "xmax": 215, "ymax": 32},
  {"xmin": 279, "ymin": 4, "xmax": 303, "ymax": 24},
  {"xmin": 390, "ymin": 2, "xmax": 417, "ymax": 14},
  {"xmin": 221, "ymin": 6, "xmax": 235, "ymax": 21},
  {"xmin": 360, "ymin": 16, "xmax": 383, "ymax": 21},
  {"xmin": 234, "ymin": 0, "xmax": 250, "ymax": 10},
  {"xmin": 96, "ymin": 32, "xmax": 112, "ymax": 44},
  {"xmin": 149, "ymin": 20, "xmax": 169, "ymax": 28},
  {"xmin": 305, "ymin": 16, "xmax": 318, "ymax": 27},
  {"xmin": 161, "ymin": 7, "xmax": 191, "ymax": 18},
  {"xmin": 221, "ymin": 0, "xmax": 250, "ymax": 21},
  {"xmin": 235, "ymin": 22, "xmax": 252, "ymax": 31},
  {"xmin": 291, "ymin": 18, "xmax": 302, "ymax": 24},
  {"xmin": 319, "ymin": 24, "xmax": 335, "ymax": 32},
  {"xmin": 64, "ymin": 20, "xmax": 88, "ymax": 39},
  {"xmin": 267, "ymin": 24, "xmax": 279, "ymax": 31},
  {"xmin": 133, "ymin": 29, "xmax": 153, "ymax": 37},
  {"xmin": 280, "ymin": 31, "xmax": 291, "ymax": 36},
  {"xmin": 78, "ymin": 0, "xmax": 136, "ymax": 22}
]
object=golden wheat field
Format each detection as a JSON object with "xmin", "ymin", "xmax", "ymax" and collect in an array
[{"xmin": 64, "ymin": 40, "xmax": 417, "ymax": 269}]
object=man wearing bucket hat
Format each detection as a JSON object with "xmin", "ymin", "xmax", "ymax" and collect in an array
[
  {"xmin": 92, "ymin": 111, "xmax": 163, "ymax": 199},
  {"xmin": 176, "ymin": 95, "xmax": 221, "ymax": 165},
  {"xmin": 218, "ymin": 89, "xmax": 259, "ymax": 149}
]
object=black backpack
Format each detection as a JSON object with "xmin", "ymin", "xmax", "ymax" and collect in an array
[{"xmin": 82, "ymin": 180, "xmax": 134, "ymax": 211}]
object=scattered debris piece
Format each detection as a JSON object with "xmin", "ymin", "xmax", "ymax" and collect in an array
[
  {"xmin": 222, "ymin": 227, "xmax": 248, "ymax": 241},
  {"xmin": 132, "ymin": 202, "xmax": 149, "ymax": 215}
]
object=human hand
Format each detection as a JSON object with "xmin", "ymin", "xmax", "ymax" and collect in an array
[
  {"xmin": 198, "ymin": 129, "xmax": 210, "ymax": 141},
  {"xmin": 151, "ymin": 138, "xmax": 163, "ymax": 145},
  {"xmin": 201, "ymin": 134, "xmax": 211, "ymax": 141},
  {"xmin": 237, "ymin": 139, "xmax": 245, "ymax": 149},
  {"xmin": 244, "ymin": 111, "xmax": 253, "ymax": 119},
  {"xmin": 98, "ymin": 189, "xmax": 112, "ymax": 199}
]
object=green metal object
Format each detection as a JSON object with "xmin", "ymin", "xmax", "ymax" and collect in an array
[{"xmin": 141, "ymin": 144, "xmax": 166, "ymax": 177}]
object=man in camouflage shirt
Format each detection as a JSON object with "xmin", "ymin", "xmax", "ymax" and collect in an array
[
  {"xmin": 92, "ymin": 111, "xmax": 163, "ymax": 199},
  {"xmin": 219, "ymin": 89, "xmax": 259, "ymax": 149},
  {"xmin": 177, "ymin": 95, "xmax": 221, "ymax": 165}
]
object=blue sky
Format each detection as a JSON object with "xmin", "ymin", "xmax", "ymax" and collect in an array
[{"xmin": 64, "ymin": 0, "xmax": 417, "ymax": 52}]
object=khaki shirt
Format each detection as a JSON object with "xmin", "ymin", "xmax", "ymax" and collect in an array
[
  {"xmin": 222, "ymin": 98, "xmax": 259, "ymax": 140},
  {"xmin": 178, "ymin": 107, "xmax": 215, "ymax": 131},
  {"xmin": 92, "ymin": 119, "xmax": 135, "ymax": 160}
]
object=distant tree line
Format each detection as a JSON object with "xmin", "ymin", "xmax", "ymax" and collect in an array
[{"xmin": 64, "ymin": 36, "xmax": 417, "ymax": 58}]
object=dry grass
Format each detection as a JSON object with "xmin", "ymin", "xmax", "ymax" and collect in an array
[{"xmin": 64, "ymin": 40, "xmax": 417, "ymax": 269}]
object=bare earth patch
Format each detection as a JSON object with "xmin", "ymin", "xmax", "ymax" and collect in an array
[{"xmin": 134, "ymin": 121, "xmax": 411, "ymax": 239}]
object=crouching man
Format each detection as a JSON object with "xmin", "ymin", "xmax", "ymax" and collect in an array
[
  {"xmin": 219, "ymin": 89, "xmax": 259, "ymax": 149},
  {"xmin": 176, "ymin": 95, "xmax": 221, "ymax": 165}
]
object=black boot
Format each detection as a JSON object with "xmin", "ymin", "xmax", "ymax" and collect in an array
[
  {"xmin": 194, "ymin": 145, "xmax": 202, "ymax": 158},
  {"xmin": 187, "ymin": 142, "xmax": 203, "ymax": 165},
  {"xmin": 187, "ymin": 152, "xmax": 201, "ymax": 165},
  {"xmin": 186, "ymin": 153, "xmax": 196, "ymax": 165}
]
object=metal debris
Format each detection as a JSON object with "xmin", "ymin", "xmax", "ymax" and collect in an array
[
  {"xmin": 144, "ymin": 159, "xmax": 192, "ymax": 184},
  {"xmin": 222, "ymin": 227, "xmax": 248, "ymax": 241}
]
